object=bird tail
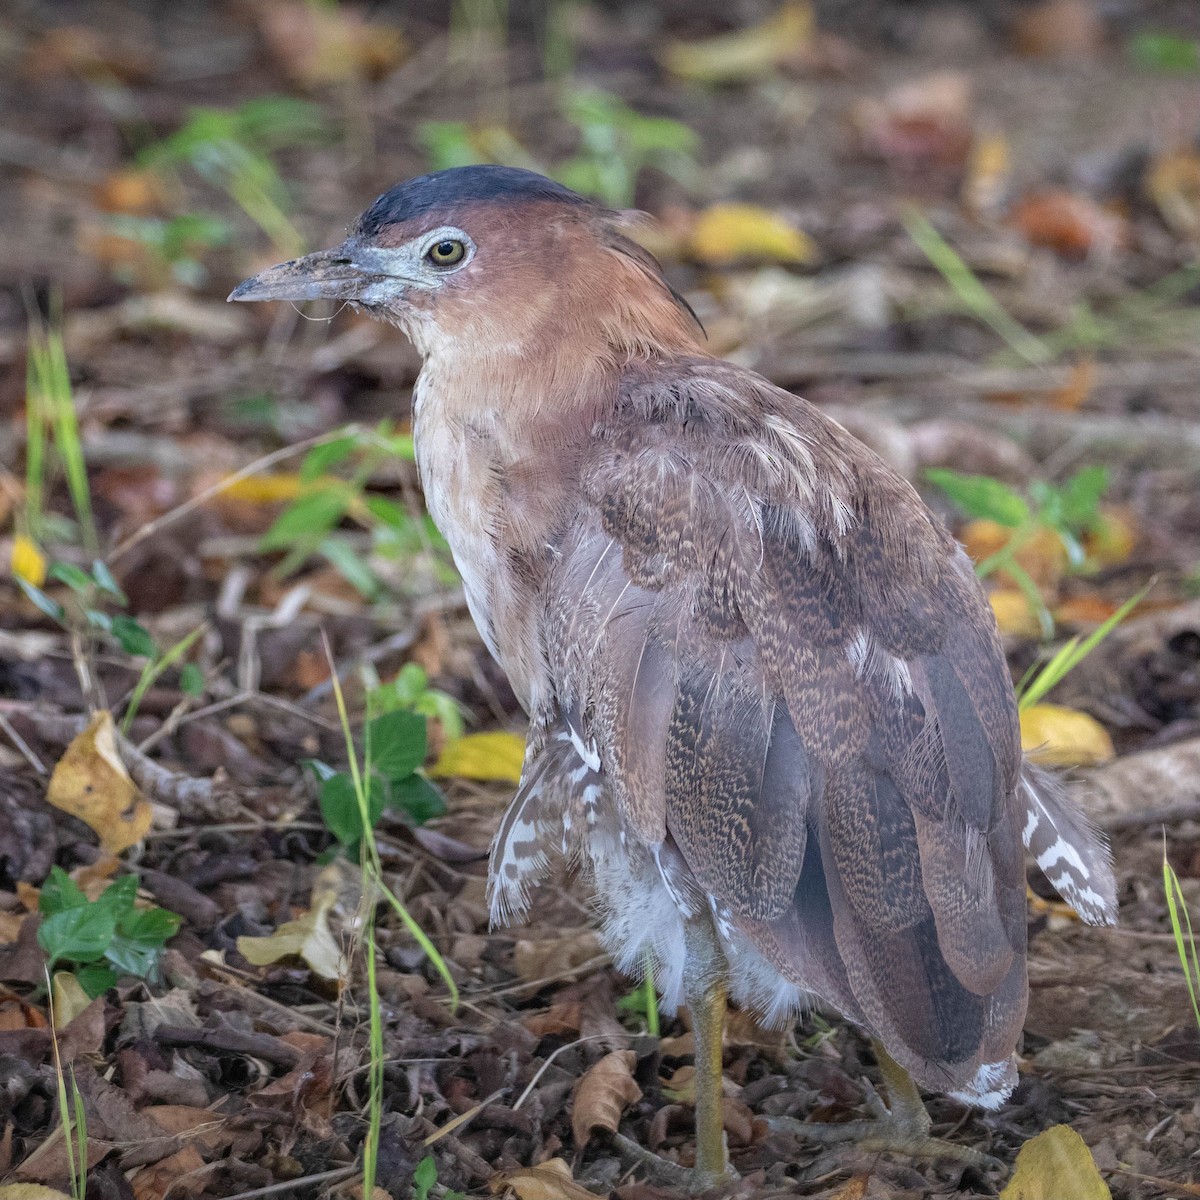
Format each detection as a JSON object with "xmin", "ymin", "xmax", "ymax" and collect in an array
[{"xmin": 1019, "ymin": 762, "xmax": 1118, "ymax": 926}]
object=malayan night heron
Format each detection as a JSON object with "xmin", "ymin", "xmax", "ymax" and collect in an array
[{"xmin": 232, "ymin": 166, "xmax": 1117, "ymax": 1190}]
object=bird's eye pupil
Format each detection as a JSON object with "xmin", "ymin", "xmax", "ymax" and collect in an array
[{"xmin": 427, "ymin": 239, "xmax": 465, "ymax": 266}]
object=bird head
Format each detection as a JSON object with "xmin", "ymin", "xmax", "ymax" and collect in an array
[{"xmin": 230, "ymin": 165, "xmax": 701, "ymax": 364}]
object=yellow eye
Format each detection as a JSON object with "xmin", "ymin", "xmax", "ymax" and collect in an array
[{"xmin": 426, "ymin": 239, "xmax": 466, "ymax": 267}]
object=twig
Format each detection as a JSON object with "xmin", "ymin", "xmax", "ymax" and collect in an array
[{"xmin": 0, "ymin": 711, "xmax": 46, "ymax": 773}]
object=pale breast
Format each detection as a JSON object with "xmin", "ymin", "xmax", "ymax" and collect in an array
[{"xmin": 413, "ymin": 387, "xmax": 547, "ymax": 711}]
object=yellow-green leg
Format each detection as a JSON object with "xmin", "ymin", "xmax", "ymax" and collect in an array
[
  {"xmin": 610, "ymin": 916, "xmax": 738, "ymax": 1193},
  {"xmin": 766, "ymin": 1041, "xmax": 1000, "ymax": 1169}
]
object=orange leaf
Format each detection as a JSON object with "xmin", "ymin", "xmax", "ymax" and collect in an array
[{"xmin": 1011, "ymin": 189, "xmax": 1126, "ymax": 259}]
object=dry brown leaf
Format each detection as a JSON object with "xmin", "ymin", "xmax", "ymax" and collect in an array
[
  {"xmin": 0, "ymin": 1187, "xmax": 74, "ymax": 1200},
  {"xmin": 130, "ymin": 1144, "xmax": 208, "ymax": 1200},
  {"xmin": 1000, "ymin": 1124, "xmax": 1111, "ymax": 1200},
  {"xmin": 1021, "ymin": 704, "xmax": 1114, "ymax": 768},
  {"xmin": 255, "ymin": 0, "xmax": 406, "ymax": 86},
  {"xmin": 571, "ymin": 1049, "xmax": 642, "ymax": 1148},
  {"xmin": 1013, "ymin": 0, "xmax": 1105, "ymax": 59},
  {"xmin": 50, "ymin": 972, "xmax": 93, "ymax": 1028},
  {"xmin": 523, "ymin": 1002, "xmax": 584, "ymax": 1037},
  {"xmin": 826, "ymin": 1176, "xmax": 870, "ymax": 1200},
  {"xmin": 92, "ymin": 169, "xmax": 167, "ymax": 216},
  {"xmin": 1010, "ymin": 189, "xmax": 1127, "ymax": 259},
  {"xmin": 488, "ymin": 1157, "xmax": 599, "ymax": 1200},
  {"xmin": 513, "ymin": 931, "xmax": 602, "ymax": 985},
  {"xmin": 855, "ymin": 71, "xmax": 973, "ymax": 171},
  {"xmin": 46, "ymin": 711, "xmax": 152, "ymax": 855},
  {"xmin": 661, "ymin": 2, "xmax": 813, "ymax": 84}
]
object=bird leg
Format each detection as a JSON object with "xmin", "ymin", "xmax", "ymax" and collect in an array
[
  {"xmin": 610, "ymin": 916, "xmax": 738, "ymax": 1193},
  {"xmin": 766, "ymin": 1042, "xmax": 999, "ymax": 1169}
]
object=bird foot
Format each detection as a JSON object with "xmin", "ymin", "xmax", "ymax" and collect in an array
[
  {"xmin": 765, "ymin": 1107, "xmax": 1000, "ymax": 1171},
  {"xmin": 610, "ymin": 1131, "xmax": 739, "ymax": 1195}
]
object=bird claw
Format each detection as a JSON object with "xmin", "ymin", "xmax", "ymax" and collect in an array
[
  {"xmin": 610, "ymin": 1131, "xmax": 739, "ymax": 1195},
  {"xmin": 764, "ymin": 1113, "xmax": 1002, "ymax": 1171}
]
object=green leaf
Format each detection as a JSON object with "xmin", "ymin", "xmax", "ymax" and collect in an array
[
  {"xmin": 117, "ymin": 905, "xmax": 182, "ymax": 946},
  {"xmin": 300, "ymin": 435, "xmax": 359, "ymax": 481},
  {"xmin": 104, "ymin": 936, "xmax": 163, "ymax": 980},
  {"xmin": 48, "ymin": 562, "xmax": 94, "ymax": 595},
  {"xmin": 1129, "ymin": 31, "xmax": 1200, "ymax": 73},
  {"xmin": 413, "ymin": 1156, "xmax": 438, "ymax": 1200},
  {"xmin": 75, "ymin": 963, "xmax": 119, "ymax": 997},
  {"xmin": 16, "ymin": 578, "xmax": 65, "ymax": 623},
  {"xmin": 1056, "ymin": 466, "xmax": 1109, "ymax": 531},
  {"xmin": 39, "ymin": 905, "xmax": 118, "ymax": 965},
  {"xmin": 367, "ymin": 710, "xmax": 427, "ymax": 782},
  {"xmin": 363, "ymin": 495, "xmax": 412, "ymax": 531},
  {"xmin": 925, "ymin": 469, "xmax": 1031, "ymax": 527},
  {"xmin": 179, "ymin": 662, "xmax": 204, "ymax": 697},
  {"xmin": 318, "ymin": 536, "xmax": 380, "ymax": 600},
  {"xmin": 260, "ymin": 487, "xmax": 349, "ymax": 552},
  {"xmin": 94, "ymin": 874, "xmax": 140, "ymax": 917},
  {"xmin": 90, "ymin": 559, "xmax": 128, "ymax": 604},
  {"xmin": 38, "ymin": 866, "xmax": 88, "ymax": 916},
  {"xmin": 319, "ymin": 773, "xmax": 385, "ymax": 846},
  {"xmin": 111, "ymin": 615, "xmax": 157, "ymax": 658},
  {"xmin": 387, "ymin": 774, "xmax": 446, "ymax": 824}
]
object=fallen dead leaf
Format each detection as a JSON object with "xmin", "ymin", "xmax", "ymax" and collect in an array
[
  {"xmin": 236, "ymin": 864, "xmax": 348, "ymax": 982},
  {"xmin": 963, "ymin": 129, "xmax": 1012, "ymax": 219},
  {"xmin": 963, "ymin": 521, "xmax": 1067, "ymax": 590},
  {"xmin": 688, "ymin": 204, "xmax": 815, "ymax": 266},
  {"xmin": 1146, "ymin": 148, "xmax": 1200, "ymax": 238},
  {"xmin": 1013, "ymin": 0, "xmax": 1105, "ymax": 59},
  {"xmin": 1083, "ymin": 508, "xmax": 1137, "ymax": 568},
  {"xmin": 990, "ymin": 590, "xmax": 1045, "ymax": 639},
  {"xmin": 1020, "ymin": 704, "xmax": 1114, "ymax": 767},
  {"xmin": 855, "ymin": 71, "xmax": 973, "ymax": 171},
  {"xmin": 430, "ymin": 731, "xmax": 526, "ymax": 784},
  {"xmin": 1010, "ymin": 189, "xmax": 1127, "ymax": 259},
  {"xmin": 513, "ymin": 930, "xmax": 603, "ymax": 986},
  {"xmin": 660, "ymin": 1, "xmax": 813, "ymax": 84},
  {"xmin": 489, "ymin": 1157, "xmax": 600, "ymax": 1200},
  {"xmin": 254, "ymin": 0, "xmax": 407, "ymax": 86},
  {"xmin": 571, "ymin": 1049, "xmax": 642, "ymax": 1148},
  {"xmin": 130, "ymin": 1144, "xmax": 208, "ymax": 1200},
  {"xmin": 50, "ymin": 972, "xmax": 94, "ymax": 1029},
  {"xmin": 0, "ymin": 1187, "xmax": 74, "ymax": 1200},
  {"xmin": 1000, "ymin": 1124, "xmax": 1111, "ymax": 1200},
  {"xmin": 46, "ymin": 711, "xmax": 153, "ymax": 855}
]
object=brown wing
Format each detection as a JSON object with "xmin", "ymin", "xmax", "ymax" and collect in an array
[{"xmin": 543, "ymin": 356, "xmax": 1034, "ymax": 1094}]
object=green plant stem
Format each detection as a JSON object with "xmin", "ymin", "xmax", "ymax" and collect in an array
[
  {"xmin": 120, "ymin": 623, "xmax": 207, "ymax": 733},
  {"xmin": 1164, "ymin": 847, "xmax": 1200, "ymax": 1033}
]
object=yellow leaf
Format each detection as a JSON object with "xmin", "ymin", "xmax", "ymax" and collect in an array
[
  {"xmin": 488, "ymin": 1158, "xmax": 599, "ymax": 1200},
  {"xmin": 217, "ymin": 473, "xmax": 310, "ymax": 505},
  {"xmin": 10, "ymin": 535, "xmax": 47, "ymax": 587},
  {"xmin": 46, "ymin": 711, "xmax": 152, "ymax": 855},
  {"xmin": 689, "ymin": 203, "xmax": 815, "ymax": 266},
  {"xmin": 1000, "ymin": 1125, "xmax": 1111, "ymax": 1200},
  {"xmin": 989, "ymin": 589, "xmax": 1042, "ymax": 639},
  {"xmin": 429, "ymin": 731, "xmax": 526, "ymax": 784},
  {"xmin": 50, "ymin": 971, "xmax": 92, "ymax": 1027},
  {"xmin": 662, "ymin": 1, "xmax": 813, "ymax": 83},
  {"xmin": 1020, "ymin": 704, "xmax": 1114, "ymax": 768},
  {"xmin": 237, "ymin": 864, "xmax": 348, "ymax": 982}
]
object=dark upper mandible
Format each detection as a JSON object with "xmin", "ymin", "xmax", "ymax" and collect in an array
[{"xmin": 354, "ymin": 165, "xmax": 593, "ymax": 238}]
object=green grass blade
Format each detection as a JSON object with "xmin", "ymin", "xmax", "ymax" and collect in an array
[
  {"xmin": 1163, "ymin": 850, "xmax": 1200, "ymax": 1033},
  {"xmin": 903, "ymin": 208, "xmax": 1051, "ymax": 366},
  {"xmin": 1018, "ymin": 586, "xmax": 1147, "ymax": 709}
]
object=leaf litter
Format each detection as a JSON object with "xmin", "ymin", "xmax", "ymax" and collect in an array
[{"xmin": 1, "ymin": 1, "xmax": 1200, "ymax": 1198}]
